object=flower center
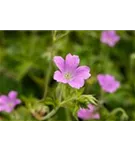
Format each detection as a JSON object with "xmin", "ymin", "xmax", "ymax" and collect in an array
[
  {"xmin": 108, "ymin": 37, "xmax": 113, "ymax": 42},
  {"xmin": 107, "ymin": 82, "xmax": 113, "ymax": 87},
  {"xmin": 8, "ymin": 102, "xmax": 13, "ymax": 107},
  {"xmin": 64, "ymin": 72, "xmax": 72, "ymax": 80}
]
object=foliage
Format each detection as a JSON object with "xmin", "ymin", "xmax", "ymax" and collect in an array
[{"xmin": 0, "ymin": 30, "xmax": 135, "ymax": 121}]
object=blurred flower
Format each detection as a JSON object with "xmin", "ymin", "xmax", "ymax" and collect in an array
[
  {"xmin": 77, "ymin": 104, "xmax": 100, "ymax": 120},
  {"xmin": 100, "ymin": 31, "xmax": 120, "ymax": 47},
  {"xmin": 97, "ymin": 74, "xmax": 120, "ymax": 93},
  {"xmin": 53, "ymin": 53, "xmax": 91, "ymax": 89},
  {"xmin": 0, "ymin": 91, "xmax": 21, "ymax": 113}
]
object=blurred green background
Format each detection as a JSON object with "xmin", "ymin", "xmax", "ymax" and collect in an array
[{"xmin": 0, "ymin": 30, "xmax": 135, "ymax": 120}]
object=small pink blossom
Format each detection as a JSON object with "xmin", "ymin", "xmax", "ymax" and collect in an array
[
  {"xmin": 97, "ymin": 74, "xmax": 120, "ymax": 93},
  {"xmin": 101, "ymin": 31, "xmax": 120, "ymax": 47},
  {"xmin": 78, "ymin": 104, "xmax": 100, "ymax": 120},
  {"xmin": 0, "ymin": 91, "xmax": 21, "ymax": 113},
  {"xmin": 53, "ymin": 53, "xmax": 91, "ymax": 89}
]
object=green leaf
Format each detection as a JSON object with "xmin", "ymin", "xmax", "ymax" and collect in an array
[
  {"xmin": 72, "ymin": 104, "xmax": 80, "ymax": 120},
  {"xmin": 0, "ymin": 74, "xmax": 21, "ymax": 93},
  {"xmin": 29, "ymin": 74, "xmax": 44, "ymax": 88},
  {"xmin": 21, "ymin": 95, "xmax": 37, "ymax": 103},
  {"xmin": 78, "ymin": 95, "xmax": 97, "ymax": 107},
  {"xmin": 98, "ymin": 106, "xmax": 110, "ymax": 121},
  {"xmin": 44, "ymin": 97, "xmax": 60, "ymax": 108},
  {"xmin": 10, "ymin": 107, "xmax": 35, "ymax": 121},
  {"xmin": 21, "ymin": 95, "xmax": 39, "ymax": 111},
  {"xmin": 55, "ymin": 30, "xmax": 70, "ymax": 41},
  {"xmin": 16, "ymin": 61, "xmax": 33, "ymax": 80},
  {"xmin": 55, "ymin": 83, "xmax": 63, "ymax": 100},
  {"xmin": 109, "ymin": 107, "xmax": 128, "ymax": 121},
  {"xmin": 49, "ymin": 108, "xmax": 72, "ymax": 122},
  {"xmin": 75, "ymin": 88, "xmax": 85, "ymax": 96}
]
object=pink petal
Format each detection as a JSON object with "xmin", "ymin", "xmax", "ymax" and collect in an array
[
  {"xmin": 116, "ymin": 81, "xmax": 120, "ymax": 88},
  {"xmin": 0, "ymin": 105, "xmax": 5, "ymax": 111},
  {"xmin": 103, "ymin": 82, "xmax": 120, "ymax": 93},
  {"xmin": 53, "ymin": 56, "xmax": 65, "ymax": 72},
  {"xmin": 97, "ymin": 74, "xmax": 105, "ymax": 86},
  {"xmin": 68, "ymin": 78, "xmax": 84, "ymax": 89},
  {"xmin": 8, "ymin": 91, "xmax": 17, "ymax": 100},
  {"xmin": 75, "ymin": 66, "xmax": 91, "ymax": 80},
  {"xmin": 77, "ymin": 109, "xmax": 84, "ymax": 118},
  {"xmin": 108, "ymin": 41, "xmax": 116, "ymax": 47},
  {"xmin": 15, "ymin": 99, "xmax": 21, "ymax": 105},
  {"xmin": 105, "ymin": 74, "xmax": 115, "ymax": 80},
  {"xmin": 77, "ymin": 108, "xmax": 91, "ymax": 120},
  {"xmin": 108, "ymin": 88, "xmax": 116, "ymax": 93},
  {"xmin": 53, "ymin": 71, "xmax": 67, "ymax": 83},
  {"xmin": 101, "ymin": 31, "xmax": 120, "ymax": 47},
  {"xmin": 114, "ymin": 35, "xmax": 120, "ymax": 43},
  {"xmin": 88, "ymin": 104, "xmax": 95, "ymax": 112},
  {"xmin": 0, "ymin": 95, "xmax": 9, "ymax": 104},
  {"xmin": 92, "ymin": 113, "xmax": 100, "ymax": 119},
  {"xmin": 109, "ymin": 30, "xmax": 116, "ymax": 35},
  {"xmin": 4, "ymin": 106, "xmax": 14, "ymax": 113},
  {"xmin": 65, "ymin": 54, "xmax": 80, "ymax": 71},
  {"xmin": 100, "ymin": 31, "xmax": 108, "ymax": 43}
]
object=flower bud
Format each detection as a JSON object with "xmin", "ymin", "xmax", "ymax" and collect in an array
[{"xmin": 32, "ymin": 105, "xmax": 49, "ymax": 120}]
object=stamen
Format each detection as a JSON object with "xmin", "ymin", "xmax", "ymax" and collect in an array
[
  {"xmin": 8, "ymin": 103, "xmax": 13, "ymax": 107},
  {"xmin": 64, "ymin": 73, "xmax": 72, "ymax": 80}
]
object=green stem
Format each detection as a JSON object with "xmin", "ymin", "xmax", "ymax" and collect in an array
[
  {"xmin": 129, "ymin": 55, "xmax": 135, "ymax": 86},
  {"xmin": 110, "ymin": 107, "xmax": 128, "ymax": 120},
  {"xmin": 42, "ymin": 31, "xmax": 56, "ymax": 100},
  {"xmin": 42, "ymin": 106, "xmax": 60, "ymax": 120},
  {"xmin": 100, "ymin": 89, "xmax": 104, "ymax": 99},
  {"xmin": 99, "ymin": 89, "xmax": 105, "ymax": 105},
  {"xmin": 65, "ymin": 108, "xmax": 71, "ymax": 121},
  {"xmin": 60, "ymin": 96, "xmax": 76, "ymax": 106},
  {"xmin": 56, "ymin": 31, "xmax": 69, "ymax": 41},
  {"xmin": 52, "ymin": 30, "xmax": 57, "ymax": 42},
  {"xmin": 42, "ymin": 30, "xmax": 70, "ymax": 100},
  {"xmin": 43, "ymin": 49, "xmax": 53, "ymax": 99},
  {"xmin": 40, "ymin": 96, "xmax": 76, "ymax": 120},
  {"xmin": 62, "ymin": 84, "xmax": 66, "ymax": 100},
  {"xmin": 59, "ymin": 83, "xmax": 65, "ymax": 102},
  {"xmin": 100, "ymin": 44, "xmax": 109, "ymax": 72},
  {"xmin": 100, "ymin": 44, "xmax": 105, "ymax": 66},
  {"xmin": 110, "ymin": 108, "xmax": 125, "ymax": 115}
]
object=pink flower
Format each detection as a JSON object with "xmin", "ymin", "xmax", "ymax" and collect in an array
[
  {"xmin": 0, "ymin": 91, "xmax": 21, "ymax": 113},
  {"xmin": 97, "ymin": 74, "xmax": 120, "ymax": 93},
  {"xmin": 53, "ymin": 53, "xmax": 91, "ymax": 89},
  {"xmin": 77, "ymin": 104, "xmax": 100, "ymax": 120},
  {"xmin": 100, "ymin": 31, "xmax": 120, "ymax": 47}
]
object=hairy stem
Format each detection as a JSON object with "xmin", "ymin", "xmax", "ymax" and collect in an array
[
  {"xmin": 43, "ymin": 48, "xmax": 53, "ymax": 99},
  {"xmin": 110, "ymin": 107, "xmax": 128, "ymax": 120},
  {"xmin": 110, "ymin": 108, "xmax": 126, "ymax": 115},
  {"xmin": 42, "ymin": 106, "xmax": 60, "ymax": 120},
  {"xmin": 41, "ymin": 96, "xmax": 76, "ymax": 120},
  {"xmin": 42, "ymin": 31, "xmax": 56, "ymax": 100},
  {"xmin": 42, "ymin": 31, "xmax": 70, "ymax": 100}
]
